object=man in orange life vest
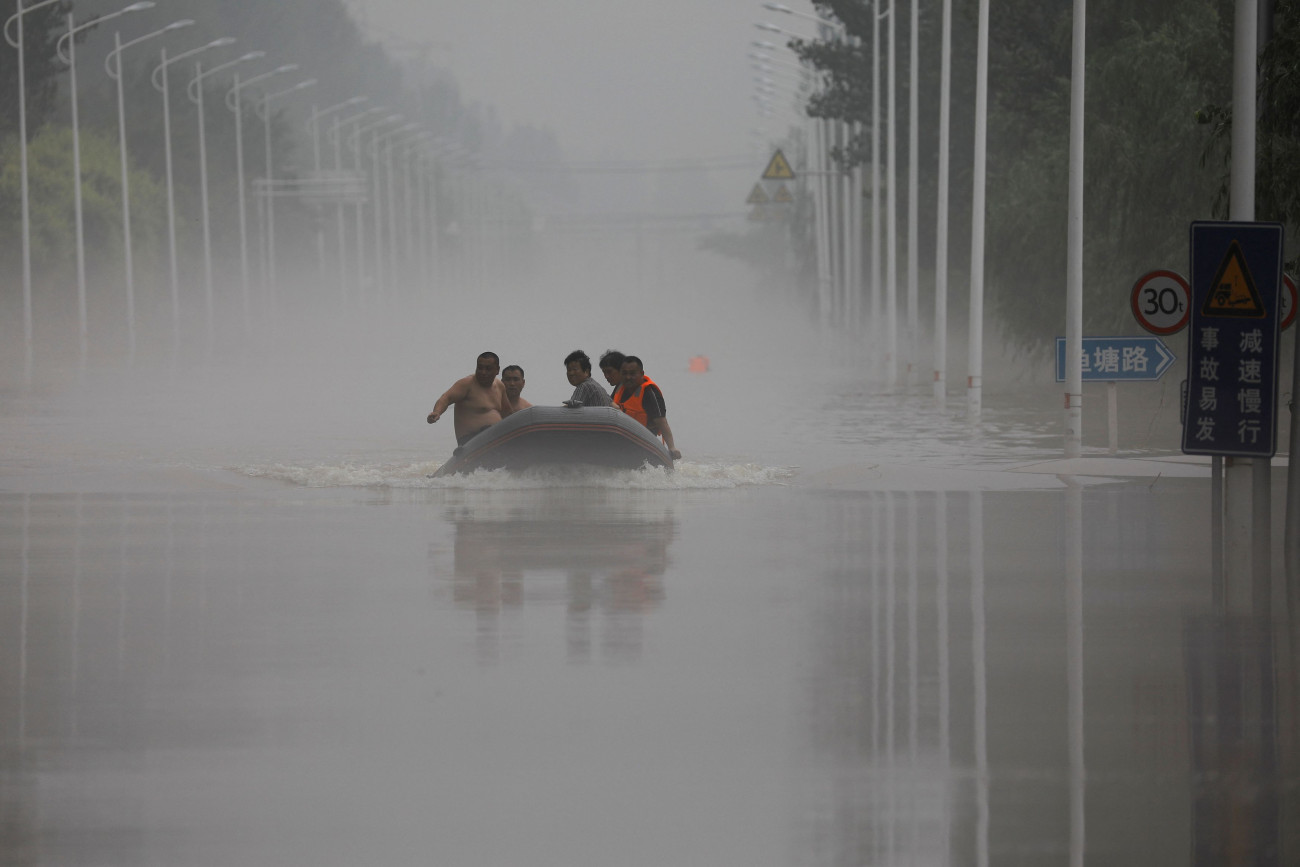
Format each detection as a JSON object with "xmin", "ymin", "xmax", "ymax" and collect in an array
[{"xmin": 614, "ymin": 355, "xmax": 681, "ymax": 460}]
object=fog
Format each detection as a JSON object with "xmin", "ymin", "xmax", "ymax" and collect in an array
[{"xmin": 3, "ymin": 1, "xmax": 1296, "ymax": 864}]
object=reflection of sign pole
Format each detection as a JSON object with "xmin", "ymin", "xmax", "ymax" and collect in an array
[{"xmin": 1186, "ymin": 221, "xmax": 1283, "ymax": 615}]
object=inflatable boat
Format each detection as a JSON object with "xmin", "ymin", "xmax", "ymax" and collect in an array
[{"xmin": 432, "ymin": 405, "xmax": 674, "ymax": 477}]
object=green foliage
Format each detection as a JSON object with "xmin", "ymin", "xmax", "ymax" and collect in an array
[
  {"xmin": 788, "ymin": 0, "xmax": 1237, "ymax": 352},
  {"xmin": 988, "ymin": 0, "xmax": 1231, "ymax": 344},
  {"xmin": 0, "ymin": 124, "xmax": 164, "ymax": 278},
  {"xmin": 0, "ymin": 1, "xmax": 77, "ymax": 140},
  {"xmin": 1200, "ymin": 0, "xmax": 1300, "ymax": 271}
]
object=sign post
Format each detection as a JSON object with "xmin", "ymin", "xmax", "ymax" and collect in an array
[
  {"xmin": 1181, "ymin": 222, "xmax": 1284, "ymax": 459},
  {"xmin": 1055, "ymin": 336, "xmax": 1176, "ymax": 454},
  {"xmin": 1184, "ymin": 221, "xmax": 1283, "ymax": 615}
]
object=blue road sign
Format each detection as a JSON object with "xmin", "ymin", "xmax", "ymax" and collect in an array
[
  {"xmin": 1182, "ymin": 221, "xmax": 1284, "ymax": 458},
  {"xmin": 1055, "ymin": 336, "xmax": 1177, "ymax": 382}
]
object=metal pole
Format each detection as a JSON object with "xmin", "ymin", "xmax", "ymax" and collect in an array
[
  {"xmin": 968, "ymin": 0, "xmax": 990, "ymax": 422},
  {"xmin": 871, "ymin": 0, "xmax": 882, "ymax": 338},
  {"xmin": 428, "ymin": 153, "xmax": 440, "ymax": 289},
  {"xmin": 7, "ymin": 0, "xmax": 34, "ymax": 381},
  {"xmin": 886, "ymin": 0, "xmax": 898, "ymax": 388},
  {"xmin": 933, "ymin": 0, "xmax": 951, "ymax": 405},
  {"xmin": 233, "ymin": 74, "xmax": 250, "ymax": 334},
  {"xmin": 67, "ymin": 12, "xmax": 88, "ymax": 368},
  {"xmin": 354, "ymin": 132, "xmax": 368, "ymax": 308},
  {"xmin": 415, "ymin": 150, "xmax": 428, "ymax": 290},
  {"xmin": 113, "ymin": 32, "xmax": 137, "ymax": 364},
  {"xmin": 386, "ymin": 137, "xmax": 399, "ymax": 294},
  {"xmin": 159, "ymin": 47, "xmax": 181, "ymax": 357},
  {"xmin": 371, "ymin": 129, "xmax": 384, "ymax": 302},
  {"xmin": 264, "ymin": 94, "xmax": 277, "ymax": 317},
  {"xmin": 906, "ymin": 0, "xmax": 919, "ymax": 388},
  {"xmin": 813, "ymin": 121, "xmax": 832, "ymax": 328},
  {"xmin": 840, "ymin": 121, "xmax": 853, "ymax": 328},
  {"xmin": 403, "ymin": 144, "xmax": 415, "ymax": 283},
  {"xmin": 334, "ymin": 115, "xmax": 348, "ymax": 307},
  {"xmin": 851, "ymin": 121, "xmax": 864, "ymax": 329},
  {"xmin": 1065, "ymin": 0, "xmax": 1086, "ymax": 458},
  {"xmin": 195, "ymin": 64, "xmax": 214, "ymax": 355},
  {"xmin": 1227, "ymin": 0, "xmax": 1257, "ymax": 603}
]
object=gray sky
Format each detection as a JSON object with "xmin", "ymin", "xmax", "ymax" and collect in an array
[{"xmin": 343, "ymin": 0, "xmax": 815, "ymax": 164}]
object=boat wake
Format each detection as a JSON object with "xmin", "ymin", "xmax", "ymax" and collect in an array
[{"xmin": 232, "ymin": 459, "xmax": 794, "ymax": 490}]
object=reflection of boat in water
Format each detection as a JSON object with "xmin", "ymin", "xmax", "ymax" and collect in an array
[
  {"xmin": 433, "ymin": 405, "xmax": 672, "ymax": 477},
  {"xmin": 437, "ymin": 492, "xmax": 678, "ymax": 663}
]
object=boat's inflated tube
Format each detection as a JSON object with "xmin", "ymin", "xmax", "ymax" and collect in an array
[{"xmin": 433, "ymin": 405, "xmax": 673, "ymax": 477}]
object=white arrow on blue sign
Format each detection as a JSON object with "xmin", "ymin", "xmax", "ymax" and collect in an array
[{"xmin": 1055, "ymin": 336, "xmax": 1177, "ymax": 382}]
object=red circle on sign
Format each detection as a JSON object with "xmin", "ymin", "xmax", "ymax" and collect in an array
[
  {"xmin": 1130, "ymin": 270, "xmax": 1190, "ymax": 335},
  {"xmin": 1283, "ymin": 274, "xmax": 1297, "ymax": 331}
]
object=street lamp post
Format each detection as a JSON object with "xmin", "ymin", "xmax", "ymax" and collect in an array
[
  {"xmin": 223, "ymin": 61, "xmax": 290, "ymax": 334},
  {"xmin": 366, "ymin": 123, "xmax": 420, "ymax": 303},
  {"xmin": 332, "ymin": 106, "xmax": 385, "ymax": 308},
  {"xmin": 348, "ymin": 113, "xmax": 402, "ymax": 309},
  {"xmin": 106, "ymin": 18, "xmax": 195, "ymax": 363},
  {"xmin": 307, "ymin": 96, "xmax": 368, "ymax": 289},
  {"xmin": 934, "ymin": 0, "xmax": 953, "ymax": 406},
  {"xmin": 55, "ymin": 1, "xmax": 156, "ymax": 370},
  {"xmin": 258, "ymin": 78, "xmax": 316, "ymax": 315},
  {"xmin": 394, "ymin": 131, "xmax": 432, "ymax": 290},
  {"xmin": 187, "ymin": 52, "xmax": 265, "ymax": 351},
  {"xmin": 152, "ymin": 36, "xmax": 235, "ymax": 357},
  {"xmin": 4, "ymin": 0, "xmax": 69, "ymax": 381}
]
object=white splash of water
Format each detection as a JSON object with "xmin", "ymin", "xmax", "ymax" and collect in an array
[{"xmin": 232, "ymin": 460, "xmax": 794, "ymax": 490}]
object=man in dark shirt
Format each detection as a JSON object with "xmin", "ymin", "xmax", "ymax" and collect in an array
[
  {"xmin": 599, "ymin": 349, "xmax": 626, "ymax": 398},
  {"xmin": 564, "ymin": 350, "xmax": 612, "ymax": 407}
]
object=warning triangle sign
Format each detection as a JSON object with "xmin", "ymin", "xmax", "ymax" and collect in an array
[
  {"xmin": 762, "ymin": 149, "xmax": 795, "ymax": 180},
  {"xmin": 773, "ymin": 183, "xmax": 794, "ymax": 203},
  {"xmin": 1203, "ymin": 240, "xmax": 1266, "ymax": 318},
  {"xmin": 746, "ymin": 183, "xmax": 769, "ymax": 205}
]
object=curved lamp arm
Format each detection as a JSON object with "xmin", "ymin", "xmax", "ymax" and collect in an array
[
  {"xmin": 151, "ymin": 36, "xmax": 235, "ymax": 90},
  {"xmin": 105, "ymin": 19, "xmax": 194, "ymax": 80},
  {"xmin": 56, "ymin": 1, "xmax": 155, "ymax": 64}
]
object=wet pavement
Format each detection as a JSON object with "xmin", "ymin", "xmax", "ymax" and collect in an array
[
  {"xmin": 1, "ymin": 311, "xmax": 1297, "ymax": 865},
  {"xmin": 2, "ymin": 468, "xmax": 1295, "ymax": 865}
]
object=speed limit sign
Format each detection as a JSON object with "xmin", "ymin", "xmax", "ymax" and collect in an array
[
  {"xmin": 1130, "ymin": 270, "xmax": 1190, "ymax": 335},
  {"xmin": 1283, "ymin": 274, "xmax": 1296, "ymax": 331}
]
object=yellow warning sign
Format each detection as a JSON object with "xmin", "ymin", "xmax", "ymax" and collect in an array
[
  {"xmin": 762, "ymin": 149, "xmax": 795, "ymax": 181},
  {"xmin": 773, "ymin": 183, "xmax": 793, "ymax": 204},
  {"xmin": 746, "ymin": 183, "xmax": 769, "ymax": 205},
  {"xmin": 1203, "ymin": 240, "xmax": 1266, "ymax": 318}
]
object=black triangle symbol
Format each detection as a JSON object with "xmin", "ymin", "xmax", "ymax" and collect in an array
[{"xmin": 1202, "ymin": 240, "xmax": 1266, "ymax": 318}]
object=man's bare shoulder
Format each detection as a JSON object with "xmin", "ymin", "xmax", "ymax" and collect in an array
[{"xmin": 444, "ymin": 374, "xmax": 475, "ymax": 395}]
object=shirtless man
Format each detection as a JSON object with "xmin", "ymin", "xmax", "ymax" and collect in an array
[
  {"xmin": 427, "ymin": 352, "xmax": 510, "ymax": 446},
  {"xmin": 501, "ymin": 365, "xmax": 533, "ymax": 414}
]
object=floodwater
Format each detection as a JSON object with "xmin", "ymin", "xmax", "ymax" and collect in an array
[{"xmin": 1, "ymin": 306, "xmax": 1297, "ymax": 865}]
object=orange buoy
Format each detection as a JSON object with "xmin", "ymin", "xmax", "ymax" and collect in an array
[{"xmin": 688, "ymin": 355, "xmax": 710, "ymax": 374}]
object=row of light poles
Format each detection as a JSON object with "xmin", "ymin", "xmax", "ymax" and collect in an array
[
  {"xmin": 7, "ymin": 0, "xmax": 480, "ymax": 376},
  {"xmin": 754, "ymin": 0, "xmax": 988, "ymax": 421},
  {"xmin": 6, "ymin": 0, "xmax": 327, "ymax": 372}
]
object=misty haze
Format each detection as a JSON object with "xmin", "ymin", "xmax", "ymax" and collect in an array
[{"xmin": 1, "ymin": 0, "xmax": 1297, "ymax": 864}]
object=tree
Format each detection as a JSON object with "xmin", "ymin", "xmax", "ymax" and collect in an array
[
  {"xmin": 0, "ymin": 0, "xmax": 76, "ymax": 140},
  {"xmin": 787, "ymin": 0, "xmax": 1235, "ymax": 352}
]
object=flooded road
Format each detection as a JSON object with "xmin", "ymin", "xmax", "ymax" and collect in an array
[
  {"xmin": 3, "ymin": 462, "xmax": 1295, "ymax": 864},
  {"xmin": 0, "ymin": 312, "xmax": 1295, "ymax": 865}
]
